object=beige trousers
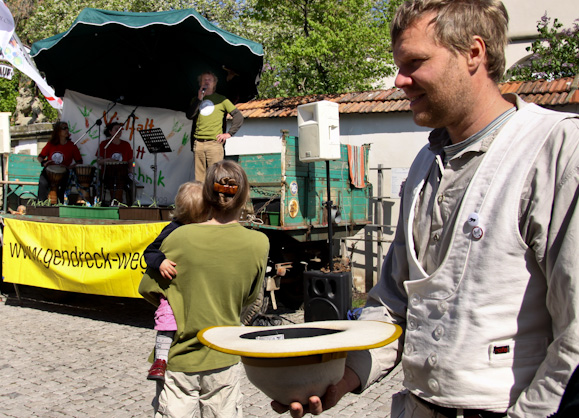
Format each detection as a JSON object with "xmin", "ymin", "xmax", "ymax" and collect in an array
[
  {"xmin": 193, "ymin": 140, "xmax": 224, "ymax": 182},
  {"xmin": 154, "ymin": 363, "xmax": 243, "ymax": 418}
]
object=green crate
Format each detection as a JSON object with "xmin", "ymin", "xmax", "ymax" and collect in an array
[
  {"xmin": 267, "ymin": 212, "xmax": 280, "ymax": 226},
  {"xmin": 59, "ymin": 206, "xmax": 119, "ymax": 219}
]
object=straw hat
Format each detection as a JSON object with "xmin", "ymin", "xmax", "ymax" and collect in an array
[{"xmin": 198, "ymin": 320, "xmax": 402, "ymax": 405}]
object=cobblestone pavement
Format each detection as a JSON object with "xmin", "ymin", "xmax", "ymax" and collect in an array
[{"xmin": 0, "ymin": 285, "xmax": 403, "ymax": 418}]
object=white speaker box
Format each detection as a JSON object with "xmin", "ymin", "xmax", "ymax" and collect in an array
[
  {"xmin": 297, "ymin": 101, "xmax": 340, "ymax": 162},
  {"xmin": 0, "ymin": 112, "xmax": 12, "ymax": 154}
]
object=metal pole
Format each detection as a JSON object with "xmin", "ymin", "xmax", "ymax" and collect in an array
[
  {"xmin": 152, "ymin": 153, "xmax": 158, "ymax": 207},
  {"xmin": 376, "ymin": 164, "xmax": 383, "ymax": 283},
  {"xmin": 326, "ymin": 160, "xmax": 333, "ymax": 270}
]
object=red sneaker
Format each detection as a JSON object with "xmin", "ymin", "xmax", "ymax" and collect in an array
[{"xmin": 147, "ymin": 359, "xmax": 167, "ymax": 381}]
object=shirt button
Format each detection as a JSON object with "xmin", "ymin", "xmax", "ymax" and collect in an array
[
  {"xmin": 410, "ymin": 294, "xmax": 421, "ymax": 306},
  {"xmin": 432, "ymin": 233, "xmax": 440, "ymax": 242},
  {"xmin": 437, "ymin": 194, "xmax": 444, "ymax": 204},
  {"xmin": 433, "ymin": 325, "xmax": 445, "ymax": 341},
  {"xmin": 428, "ymin": 352, "xmax": 438, "ymax": 367},
  {"xmin": 428, "ymin": 378, "xmax": 440, "ymax": 393},
  {"xmin": 405, "ymin": 368, "xmax": 414, "ymax": 382},
  {"xmin": 407, "ymin": 319, "xmax": 418, "ymax": 331},
  {"xmin": 437, "ymin": 300, "xmax": 449, "ymax": 314},
  {"xmin": 404, "ymin": 343, "xmax": 414, "ymax": 356}
]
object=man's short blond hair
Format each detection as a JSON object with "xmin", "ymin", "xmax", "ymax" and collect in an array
[{"xmin": 391, "ymin": 0, "xmax": 509, "ymax": 82}]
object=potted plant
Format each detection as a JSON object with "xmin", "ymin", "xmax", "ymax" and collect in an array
[{"xmin": 118, "ymin": 200, "xmax": 161, "ymax": 220}]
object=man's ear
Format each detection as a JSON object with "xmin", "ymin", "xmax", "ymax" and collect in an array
[{"xmin": 467, "ymin": 36, "xmax": 486, "ymax": 74}]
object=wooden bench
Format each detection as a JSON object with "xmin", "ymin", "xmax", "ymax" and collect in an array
[{"xmin": 1, "ymin": 153, "xmax": 42, "ymax": 210}]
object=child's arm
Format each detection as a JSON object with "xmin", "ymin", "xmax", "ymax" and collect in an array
[
  {"xmin": 159, "ymin": 259, "xmax": 177, "ymax": 280},
  {"xmin": 144, "ymin": 221, "xmax": 181, "ymax": 272}
]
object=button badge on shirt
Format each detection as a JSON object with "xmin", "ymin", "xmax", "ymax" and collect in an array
[{"xmin": 467, "ymin": 212, "xmax": 484, "ymax": 240}]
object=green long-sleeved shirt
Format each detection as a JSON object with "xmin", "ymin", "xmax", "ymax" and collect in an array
[{"xmin": 139, "ymin": 222, "xmax": 269, "ymax": 373}]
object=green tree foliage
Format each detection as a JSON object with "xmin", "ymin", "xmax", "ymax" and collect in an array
[
  {"xmin": 0, "ymin": 71, "xmax": 20, "ymax": 113},
  {"xmin": 16, "ymin": 0, "xmax": 245, "ymax": 45},
  {"xmin": 508, "ymin": 15, "xmax": 579, "ymax": 81},
  {"xmin": 247, "ymin": 0, "xmax": 399, "ymax": 98}
]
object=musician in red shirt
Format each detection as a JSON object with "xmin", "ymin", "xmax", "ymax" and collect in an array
[
  {"xmin": 96, "ymin": 122, "xmax": 134, "ymax": 205},
  {"xmin": 37, "ymin": 121, "xmax": 83, "ymax": 204}
]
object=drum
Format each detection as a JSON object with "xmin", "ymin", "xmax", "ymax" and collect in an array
[
  {"xmin": 45, "ymin": 165, "xmax": 67, "ymax": 204},
  {"xmin": 102, "ymin": 161, "xmax": 128, "ymax": 202},
  {"xmin": 74, "ymin": 164, "xmax": 96, "ymax": 203},
  {"xmin": 74, "ymin": 164, "xmax": 96, "ymax": 188}
]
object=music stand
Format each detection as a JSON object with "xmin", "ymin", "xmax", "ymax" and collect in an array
[{"xmin": 138, "ymin": 128, "xmax": 172, "ymax": 207}]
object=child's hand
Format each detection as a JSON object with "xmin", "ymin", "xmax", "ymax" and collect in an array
[{"xmin": 160, "ymin": 259, "xmax": 177, "ymax": 280}]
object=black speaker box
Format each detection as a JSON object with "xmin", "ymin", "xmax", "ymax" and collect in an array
[{"xmin": 304, "ymin": 270, "xmax": 352, "ymax": 322}]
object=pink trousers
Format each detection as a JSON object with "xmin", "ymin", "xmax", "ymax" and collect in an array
[{"xmin": 154, "ymin": 297, "xmax": 177, "ymax": 331}]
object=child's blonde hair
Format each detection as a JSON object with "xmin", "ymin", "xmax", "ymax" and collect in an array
[{"xmin": 171, "ymin": 181, "xmax": 209, "ymax": 224}]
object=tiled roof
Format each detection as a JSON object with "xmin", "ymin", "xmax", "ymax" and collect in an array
[{"xmin": 236, "ymin": 75, "xmax": 579, "ymax": 119}]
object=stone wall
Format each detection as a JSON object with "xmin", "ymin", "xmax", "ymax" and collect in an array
[{"xmin": 9, "ymin": 122, "xmax": 52, "ymax": 154}]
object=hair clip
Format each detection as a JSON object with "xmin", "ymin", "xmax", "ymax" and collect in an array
[{"xmin": 213, "ymin": 182, "xmax": 238, "ymax": 195}]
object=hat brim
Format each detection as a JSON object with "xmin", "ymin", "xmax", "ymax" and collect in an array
[{"xmin": 198, "ymin": 320, "xmax": 402, "ymax": 358}]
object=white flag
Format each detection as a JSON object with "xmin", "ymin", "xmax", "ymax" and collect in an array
[
  {"xmin": 0, "ymin": 1, "xmax": 62, "ymax": 110},
  {"xmin": 0, "ymin": 0, "xmax": 14, "ymax": 55}
]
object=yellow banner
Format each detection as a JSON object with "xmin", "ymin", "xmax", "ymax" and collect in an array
[{"xmin": 2, "ymin": 217, "xmax": 168, "ymax": 298}]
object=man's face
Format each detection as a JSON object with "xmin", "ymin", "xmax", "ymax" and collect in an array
[
  {"xmin": 393, "ymin": 13, "xmax": 471, "ymax": 130},
  {"xmin": 200, "ymin": 74, "xmax": 217, "ymax": 94}
]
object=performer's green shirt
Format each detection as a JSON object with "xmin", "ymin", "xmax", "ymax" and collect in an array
[
  {"xmin": 193, "ymin": 93, "xmax": 237, "ymax": 141},
  {"xmin": 139, "ymin": 222, "xmax": 269, "ymax": 373}
]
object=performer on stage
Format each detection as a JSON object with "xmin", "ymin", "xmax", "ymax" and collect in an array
[
  {"xmin": 96, "ymin": 122, "xmax": 134, "ymax": 205},
  {"xmin": 37, "ymin": 121, "xmax": 83, "ymax": 204},
  {"xmin": 186, "ymin": 71, "xmax": 244, "ymax": 182}
]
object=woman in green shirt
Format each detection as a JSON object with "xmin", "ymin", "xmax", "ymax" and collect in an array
[{"xmin": 139, "ymin": 160, "xmax": 269, "ymax": 418}]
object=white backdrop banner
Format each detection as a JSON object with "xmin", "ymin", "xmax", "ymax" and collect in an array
[{"xmin": 62, "ymin": 90, "xmax": 194, "ymax": 206}]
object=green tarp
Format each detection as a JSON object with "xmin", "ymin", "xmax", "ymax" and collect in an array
[{"xmin": 31, "ymin": 8, "xmax": 264, "ymax": 111}]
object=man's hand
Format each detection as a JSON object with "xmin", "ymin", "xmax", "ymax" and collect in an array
[
  {"xmin": 270, "ymin": 366, "xmax": 361, "ymax": 417},
  {"xmin": 216, "ymin": 133, "xmax": 231, "ymax": 144},
  {"xmin": 197, "ymin": 86, "xmax": 206, "ymax": 101},
  {"xmin": 159, "ymin": 259, "xmax": 177, "ymax": 280}
]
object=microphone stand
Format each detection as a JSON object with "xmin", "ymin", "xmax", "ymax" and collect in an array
[
  {"xmin": 93, "ymin": 119, "xmax": 102, "ymax": 206},
  {"xmin": 74, "ymin": 99, "xmax": 120, "ymax": 146},
  {"xmin": 124, "ymin": 105, "xmax": 139, "ymax": 206},
  {"xmin": 100, "ymin": 104, "xmax": 136, "ymax": 205}
]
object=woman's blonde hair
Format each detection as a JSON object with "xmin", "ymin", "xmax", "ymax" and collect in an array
[
  {"xmin": 203, "ymin": 160, "xmax": 249, "ymax": 216},
  {"xmin": 171, "ymin": 181, "xmax": 209, "ymax": 224},
  {"xmin": 391, "ymin": 0, "xmax": 509, "ymax": 82}
]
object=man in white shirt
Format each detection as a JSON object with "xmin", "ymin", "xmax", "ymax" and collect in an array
[{"xmin": 273, "ymin": 1, "xmax": 579, "ymax": 417}]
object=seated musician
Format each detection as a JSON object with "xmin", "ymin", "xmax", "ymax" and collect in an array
[
  {"xmin": 96, "ymin": 122, "xmax": 134, "ymax": 205},
  {"xmin": 37, "ymin": 121, "xmax": 83, "ymax": 204}
]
